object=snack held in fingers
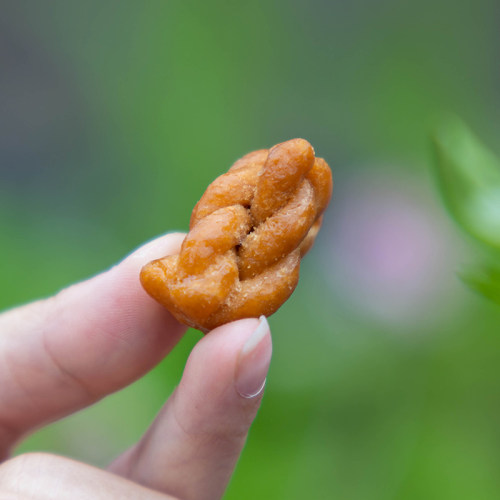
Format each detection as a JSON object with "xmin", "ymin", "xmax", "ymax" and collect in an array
[{"xmin": 140, "ymin": 138, "xmax": 333, "ymax": 333}]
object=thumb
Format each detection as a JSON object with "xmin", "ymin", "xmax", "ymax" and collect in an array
[{"xmin": 110, "ymin": 317, "xmax": 272, "ymax": 500}]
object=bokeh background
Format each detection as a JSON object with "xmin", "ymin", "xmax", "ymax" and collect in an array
[{"xmin": 2, "ymin": 1, "xmax": 500, "ymax": 498}]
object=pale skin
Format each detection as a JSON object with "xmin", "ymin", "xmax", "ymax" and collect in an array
[{"xmin": 0, "ymin": 233, "xmax": 273, "ymax": 499}]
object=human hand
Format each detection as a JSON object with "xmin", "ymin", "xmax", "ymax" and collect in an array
[{"xmin": 0, "ymin": 233, "xmax": 272, "ymax": 499}]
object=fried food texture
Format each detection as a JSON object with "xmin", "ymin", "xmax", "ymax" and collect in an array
[{"xmin": 140, "ymin": 138, "xmax": 333, "ymax": 333}]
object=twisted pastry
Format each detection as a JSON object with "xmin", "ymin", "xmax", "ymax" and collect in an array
[{"xmin": 140, "ymin": 138, "xmax": 332, "ymax": 333}]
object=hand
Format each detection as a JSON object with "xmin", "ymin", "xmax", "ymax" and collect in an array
[{"xmin": 0, "ymin": 233, "xmax": 272, "ymax": 499}]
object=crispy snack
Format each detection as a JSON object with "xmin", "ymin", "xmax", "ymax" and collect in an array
[{"xmin": 140, "ymin": 138, "xmax": 333, "ymax": 333}]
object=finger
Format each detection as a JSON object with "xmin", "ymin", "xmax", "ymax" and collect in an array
[
  {"xmin": 0, "ymin": 233, "xmax": 188, "ymax": 457},
  {"xmin": 0, "ymin": 452, "xmax": 176, "ymax": 499},
  {"xmin": 110, "ymin": 317, "xmax": 272, "ymax": 500}
]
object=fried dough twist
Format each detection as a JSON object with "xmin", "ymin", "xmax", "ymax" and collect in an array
[{"xmin": 140, "ymin": 138, "xmax": 333, "ymax": 333}]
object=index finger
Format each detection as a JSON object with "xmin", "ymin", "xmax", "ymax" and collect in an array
[{"xmin": 0, "ymin": 233, "xmax": 187, "ymax": 459}]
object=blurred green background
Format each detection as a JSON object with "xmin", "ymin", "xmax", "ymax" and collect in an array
[{"xmin": 2, "ymin": 1, "xmax": 500, "ymax": 498}]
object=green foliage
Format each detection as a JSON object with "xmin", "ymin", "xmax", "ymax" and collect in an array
[
  {"xmin": 460, "ymin": 264, "xmax": 500, "ymax": 306},
  {"xmin": 432, "ymin": 115, "xmax": 500, "ymax": 251},
  {"xmin": 432, "ymin": 116, "xmax": 500, "ymax": 306}
]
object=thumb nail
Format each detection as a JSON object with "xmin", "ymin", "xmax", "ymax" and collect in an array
[{"xmin": 235, "ymin": 316, "xmax": 272, "ymax": 398}]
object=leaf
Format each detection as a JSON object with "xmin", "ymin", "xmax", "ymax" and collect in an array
[
  {"xmin": 432, "ymin": 115, "xmax": 500, "ymax": 250},
  {"xmin": 460, "ymin": 264, "xmax": 500, "ymax": 306}
]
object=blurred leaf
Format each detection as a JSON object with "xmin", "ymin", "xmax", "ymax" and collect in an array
[
  {"xmin": 432, "ymin": 116, "xmax": 500, "ymax": 250},
  {"xmin": 460, "ymin": 264, "xmax": 500, "ymax": 306}
]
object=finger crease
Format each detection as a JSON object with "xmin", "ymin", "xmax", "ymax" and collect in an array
[{"xmin": 42, "ymin": 330, "xmax": 100, "ymax": 403}]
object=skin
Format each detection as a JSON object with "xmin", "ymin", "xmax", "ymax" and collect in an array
[{"xmin": 0, "ymin": 233, "xmax": 272, "ymax": 500}]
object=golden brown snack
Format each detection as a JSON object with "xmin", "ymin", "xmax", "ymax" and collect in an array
[{"xmin": 140, "ymin": 138, "xmax": 333, "ymax": 333}]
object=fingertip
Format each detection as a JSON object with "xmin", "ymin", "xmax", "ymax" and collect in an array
[
  {"xmin": 103, "ymin": 231, "xmax": 187, "ymax": 325},
  {"xmin": 175, "ymin": 317, "xmax": 272, "ymax": 435},
  {"xmin": 235, "ymin": 316, "xmax": 272, "ymax": 399},
  {"xmin": 121, "ymin": 232, "xmax": 187, "ymax": 271},
  {"xmin": 183, "ymin": 317, "xmax": 265, "ymax": 386},
  {"xmin": 195, "ymin": 318, "xmax": 262, "ymax": 351},
  {"xmin": 194, "ymin": 317, "xmax": 272, "ymax": 400}
]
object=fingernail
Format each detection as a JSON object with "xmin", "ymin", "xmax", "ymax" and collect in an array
[{"xmin": 235, "ymin": 316, "xmax": 272, "ymax": 399}]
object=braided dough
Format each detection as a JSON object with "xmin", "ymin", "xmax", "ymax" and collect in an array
[{"xmin": 140, "ymin": 138, "xmax": 332, "ymax": 333}]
